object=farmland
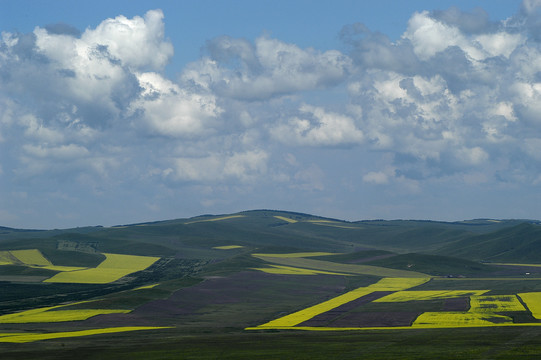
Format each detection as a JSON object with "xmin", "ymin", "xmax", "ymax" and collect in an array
[
  {"xmin": 3, "ymin": 210, "xmax": 541, "ymax": 358},
  {"xmin": 43, "ymin": 253, "xmax": 160, "ymax": 284}
]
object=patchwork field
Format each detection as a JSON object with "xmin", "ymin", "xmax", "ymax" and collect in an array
[
  {"xmin": 3, "ymin": 211, "xmax": 541, "ymax": 358},
  {"xmin": 253, "ymin": 254, "xmax": 429, "ymax": 278},
  {"xmin": 212, "ymin": 245, "xmax": 245, "ymax": 250},
  {"xmin": 0, "ymin": 326, "xmax": 172, "ymax": 343},
  {"xmin": 248, "ymin": 276, "xmax": 541, "ymax": 331},
  {"xmin": 44, "ymin": 253, "xmax": 160, "ymax": 284}
]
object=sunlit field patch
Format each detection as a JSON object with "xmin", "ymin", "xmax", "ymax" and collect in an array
[
  {"xmin": 367, "ymin": 277, "xmax": 431, "ymax": 291},
  {"xmin": 44, "ymin": 253, "xmax": 160, "ymax": 284},
  {"xmin": 412, "ymin": 311, "xmax": 513, "ymax": 327},
  {"xmin": 212, "ymin": 245, "xmax": 244, "ymax": 250},
  {"xmin": 274, "ymin": 216, "xmax": 298, "ymax": 223},
  {"xmin": 253, "ymin": 255, "xmax": 430, "ymax": 278},
  {"xmin": 491, "ymin": 263, "xmax": 541, "ymax": 267},
  {"xmin": 305, "ymin": 220, "xmax": 340, "ymax": 223},
  {"xmin": 185, "ymin": 215, "xmax": 245, "ymax": 224},
  {"xmin": 311, "ymin": 223, "xmax": 360, "ymax": 229},
  {"xmin": 518, "ymin": 292, "xmax": 541, "ymax": 319},
  {"xmin": 0, "ymin": 326, "xmax": 172, "ymax": 343},
  {"xmin": 374, "ymin": 290, "xmax": 488, "ymax": 302},
  {"xmin": 469, "ymin": 295, "xmax": 526, "ymax": 312},
  {"xmin": 303, "ymin": 219, "xmax": 360, "ymax": 229},
  {"xmin": 0, "ymin": 301, "xmax": 130, "ymax": 323},
  {"xmin": 252, "ymin": 252, "xmax": 340, "ymax": 258},
  {"xmin": 253, "ymin": 277, "xmax": 430, "ymax": 328},
  {"xmin": 252, "ymin": 264, "xmax": 351, "ymax": 276},
  {"xmin": 0, "ymin": 251, "xmax": 15, "ymax": 265},
  {"xmin": 0, "ymin": 249, "xmax": 87, "ymax": 272},
  {"xmin": 133, "ymin": 283, "xmax": 160, "ymax": 290},
  {"xmin": 10, "ymin": 249, "xmax": 52, "ymax": 266}
]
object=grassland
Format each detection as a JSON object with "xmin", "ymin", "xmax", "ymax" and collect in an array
[
  {"xmin": 2, "ymin": 211, "xmax": 541, "ymax": 358},
  {"xmin": 252, "ymin": 252, "xmax": 340, "ymax": 258},
  {"xmin": 274, "ymin": 216, "xmax": 298, "ymax": 223},
  {"xmin": 212, "ymin": 245, "xmax": 245, "ymax": 250},
  {"xmin": 250, "ymin": 277, "xmax": 429, "ymax": 329},
  {"xmin": 185, "ymin": 215, "xmax": 245, "ymax": 224},
  {"xmin": 253, "ymin": 254, "xmax": 429, "ymax": 278}
]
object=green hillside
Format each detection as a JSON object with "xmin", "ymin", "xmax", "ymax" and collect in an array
[
  {"xmin": 1, "ymin": 210, "xmax": 541, "ymax": 359},
  {"xmin": 434, "ymin": 223, "xmax": 541, "ymax": 263}
]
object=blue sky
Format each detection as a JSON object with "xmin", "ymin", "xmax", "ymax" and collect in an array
[{"xmin": 1, "ymin": 1, "xmax": 540, "ymax": 228}]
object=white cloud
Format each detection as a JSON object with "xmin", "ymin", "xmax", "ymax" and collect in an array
[
  {"xmin": 183, "ymin": 35, "xmax": 352, "ymax": 100},
  {"xmin": 168, "ymin": 150, "xmax": 268, "ymax": 182},
  {"xmin": 403, "ymin": 11, "xmax": 525, "ymax": 62},
  {"xmin": 292, "ymin": 164, "xmax": 325, "ymax": 191},
  {"xmin": 456, "ymin": 146, "xmax": 489, "ymax": 166},
  {"xmin": 363, "ymin": 171, "xmax": 389, "ymax": 184},
  {"xmin": 133, "ymin": 72, "xmax": 222, "ymax": 137},
  {"xmin": 271, "ymin": 104, "xmax": 363, "ymax": 146},
  {"xmin": 22, "ymin": 144, "xmax": 89, "ymax": 159},
  {"xmin": 79, "ymin": 9, "xmax": 173, "ymax": 71},
  {"xmin": 4, "ymin": 5, "xmax": 541, "ymax": 227}
]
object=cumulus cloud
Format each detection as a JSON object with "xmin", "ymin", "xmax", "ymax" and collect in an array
[
  {"xmin": 4, "ymin": 3, "xmax": 541, "ymax": 227},
  {"xmin": 271, "ymin": 104, "xmax": 363, "ymax": 146},
  {"xmin": 340, "ymin": 3, "xmax": 541, "ymax": 184},
  {"xmin": 363, "ymin": 171, "xmax": 389, "ymax": 185},
  {"xmin": 182, "ymin": 35, "xmax": 352, "ymax": 100},
  {"xmin": 132, "ymin": 72, "xmax": 222, "ymax": 138},
  {"xmin": 167, "ymin": 150, "xmax": 268, "ymax": 182}
]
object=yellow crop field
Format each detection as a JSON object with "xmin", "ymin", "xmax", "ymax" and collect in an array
[
  {"xmin": 10, "ymin": 249, "xmax": 52, "ymax": 266},
  {"xmin": 253, "ymin": 255, "xmax": 430, "ymax": 278},
  {"xmin": 518, "ymin": 292, "xmax": 541, "ymax": 319},
  {"xmin": 212, "ymin": 245, "xmax": 244, "ymax": 250},
  {"xmin": 492, "ymin": 263, "xmax": 541, "ymax": 267},
  {"xmin": 367, "ymin": 277, "xmax": 431, "ymax": 291},
  {"xmin": 44, "ymin": 253, "xmax": 160, "ymax": 284},
  {"xmin": 252, "ymin": 265, "xmax": 351, "ymax": 276},
  {"xmin": 133, "ymin": 283, "xmax": 160, "ymax": 290},
  {"xmin": 252, "ymin": 252, "xmax": 340, "ymax": 258},
  {"xmin": 40, "ymin": 265, "xmax": 88, "ymax": 272},
  {"xmin": 255, "ymin": 277, "xmax": 430, "ymax": 328},
  {"xmin": 412, "ymin": 312, "xmax": 513, "ymax": 327},
  {"xmin": 0, "ymin": 249, "xmax": 86, "ymax": 272},
  {"xmin": 0, "ymin": 301, "xmax": 130, "ymax": 323},
  {"xmin": 375, "ymin": 290, "xmax": 488, "ymax": 302},
  {"xmin": 0, "ymin": 251, "xmax": 15, "ymax": 265},
  {"xmin": 186, "ymin": 215, "xmax": 245, "ymax": 224},
  {"xmin": 469, "ymin": 295, "xmax": 526, "ymax": 312},
  {"xmin": 312, "ymin": 223, "xmax": 360, "ymax": 229},
  {"xmin": 274, "ymin": 216, "xmax": 298, "ymax": 223},
  {"xmin": 306, "ymin": 220, "xmax": 338, "ymax": 223},
  {"xmin": 0, "ymin": 326, "xmax": 172, "ymax": 343},
  {"xmin": 0, "ymin": 309, "xmax": 130, "ymax": 323},
  {"xmin": 258, "ymin": 287, "xmax": 375, "ymax": 328}
]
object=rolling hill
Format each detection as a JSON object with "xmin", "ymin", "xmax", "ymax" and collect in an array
[{"xmin": 2, "ymin": 210, "xmax": 541, "ymax": 359}]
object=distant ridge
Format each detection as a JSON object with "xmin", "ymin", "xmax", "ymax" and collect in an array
[
  {"xmin": 2, "ymin": 209, "xmax": 540, "ymax": 231},
  {"xmin": 436, "ymin": 222, "xmax": 541, "ymax": 263}
]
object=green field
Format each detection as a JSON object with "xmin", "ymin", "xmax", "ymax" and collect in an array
[{"xmin": 2, "ymin": 210, "xmax": 541, "ymax": 358}]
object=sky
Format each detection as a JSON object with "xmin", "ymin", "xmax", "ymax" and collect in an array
[{"xmin": 1, "ymin": 1, "xmax": 541, "ymax": 228}]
